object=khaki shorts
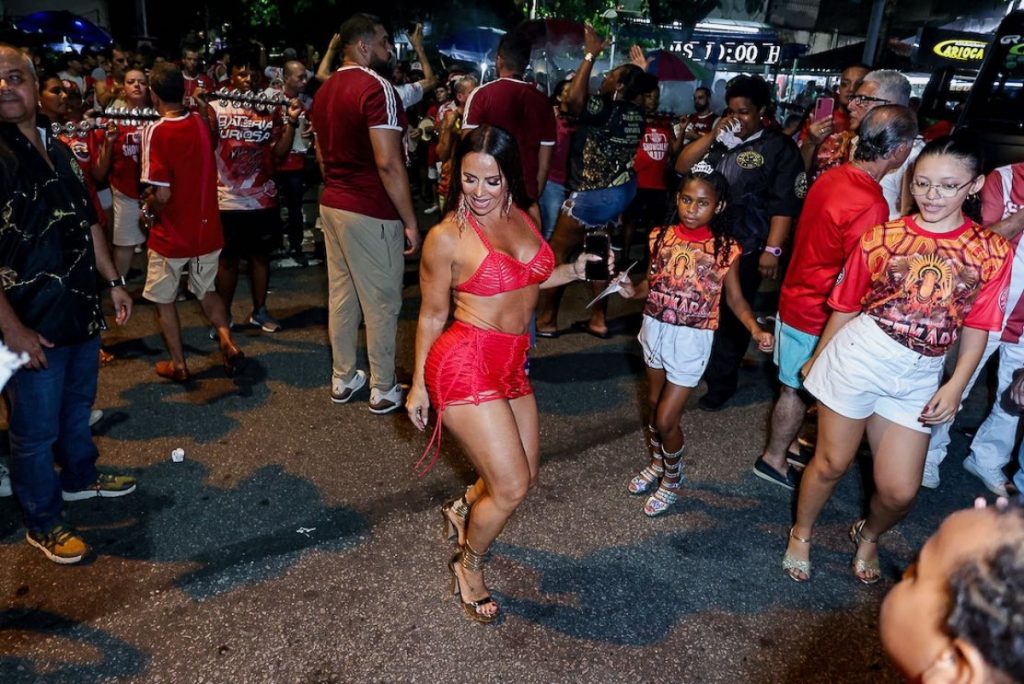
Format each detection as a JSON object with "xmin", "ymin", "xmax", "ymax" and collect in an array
[{"xmin": 143, "ymin": 249, "xmax": 221, "ymax": 304}]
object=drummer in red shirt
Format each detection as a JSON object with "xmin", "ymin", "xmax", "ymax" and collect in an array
[{"xmin": 140, "ymin": 64, "xmax": 244, "ymax": 382}]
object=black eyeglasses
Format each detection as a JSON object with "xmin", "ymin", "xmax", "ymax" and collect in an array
[{"xmin": 849, "ymin": 94, "xmax": 890, "ymax": 106}]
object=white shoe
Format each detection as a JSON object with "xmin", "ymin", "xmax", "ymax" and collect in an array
[
  {"xmin": 921, "ymin": 460, "xmax": 940, "ymax": 489},
  {"xmin": 423, "ymin": 205, "xmax": 440, "ymax": 215},
  {"xmin": 963, "ymin": 457, "xmax": 1009, "ymax": 497},
  {"xmin": 0, "ymin": 462, "xmax": 11, "ymax": 497},
  {"xmin": 369, "ymin": 383, "xmax": 405, "ymax": 414},
  {"xmin": 89, "ymin": 409, "xmax": 104, "ymax": 428},
  {"xmin": 331, "ymin": 370, "xmax": 367, "ymax": 404}
]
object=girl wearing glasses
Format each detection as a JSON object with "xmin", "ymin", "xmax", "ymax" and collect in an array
[{"xmin": 782, "ymin": 134, "xmax": 1012, "ymax": 584}]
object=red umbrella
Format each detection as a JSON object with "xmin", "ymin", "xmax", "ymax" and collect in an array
[
  {"xmin": 646, "ymin": 49, "xmax": 709, "ymax": 82},
  {"xmin": 515, "ymin": 19, "xmax": 585, "ymax": 50}
]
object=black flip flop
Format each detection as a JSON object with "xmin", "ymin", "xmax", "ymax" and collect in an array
[
  {"xmin": 571, "ymin": 320, "xmax": 611, "ymax": 339},
  {"xmin": 536, "ymin": 329, "xmax": 560, "ymax": 339}
]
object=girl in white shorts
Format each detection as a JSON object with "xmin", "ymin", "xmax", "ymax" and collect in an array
[
  {"xmin": 621, "ymin": 166, "xmax": 773, "ymax": 516},
  {"xmin": 783, "ymin": 135, "xmax": 1013, "ymax": 584}
]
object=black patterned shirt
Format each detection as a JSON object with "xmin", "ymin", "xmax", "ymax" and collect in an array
[{"xmin": 0, "ymin": 122, "xmax": 103, "ymax": 347}]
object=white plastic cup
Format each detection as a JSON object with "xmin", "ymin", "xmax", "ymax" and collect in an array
[{"xmin": 171, "ymin": 448, "xmax": 185, "ymax": 463}]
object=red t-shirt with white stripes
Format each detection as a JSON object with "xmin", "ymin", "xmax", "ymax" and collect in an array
[
  {"xmin": 140, "ymin": 112, "xmax": 224, "ymax": 258},
  {"xmin": 312, "ymin": 66, "xmax": 408, "ymax": 220}
]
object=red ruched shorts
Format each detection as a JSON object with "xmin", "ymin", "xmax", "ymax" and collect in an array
[{"xmin": 416, "ymin": 321, "xmax": 533, "ymax": 473}]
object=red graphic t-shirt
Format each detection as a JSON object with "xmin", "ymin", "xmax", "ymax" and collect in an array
[
  {"xmin": 830, "ymin": 215, "xmax": 1012, "ymax": 356},
  {"xmin": 95, "ymin": 122, "xmax": 143, "ymax": 197},
  {"xmin": 208, "ymin": 100, "xmax": 282, "ymax": 211},
  {"xmin": 634, "ymin": 119, "xmax": 673, "ymax": 191},
  {"xmin": 183, "ymin": 72, "xmax": 215, "ymax": 110},
  {"xmin": 683, "ymin": 111, "xmax": 716, "ymax": 138},
  {"xmin": 140, "ymin": 112, "xmax": 224, "ymax": 258},
  {"xmin": 57, "ymin": 131, "xmax": 105, "ymax": 229},
  {"xmin": 780, "ymin": 163, "xmax": 890, "ymax": 336},
  {"xmin": 644, "ymin": 224, "xmax": 742, "ymax": 330}
]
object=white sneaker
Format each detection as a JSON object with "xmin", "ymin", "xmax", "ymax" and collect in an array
[
  {"xmin": 424, "ymin": 205, "xmax": 440, "ymax": 215},
  {"xmin": 369, "ymin": 383, "xmax": 405, "ymax": 415},
  {"xmin": 0, "ymin": 462, "xmax": 11, "ymax": 497},
  {"xmin": 331, "ymin": 370, "xmax": 367, "ymax": 404},
  {"xmin": 89, "ymin": 409, "xmax": 104, "ymax": 428},
  {"xmin": 921, "ymin": 460, "xmax": 941, "ymax": 489},
  {"xmin": 963, "ymin": 457, "xmax": 1009, "ymax": 497}
]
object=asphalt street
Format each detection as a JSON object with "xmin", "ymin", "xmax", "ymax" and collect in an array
[{"xmin": 0, "ymin": 225, "xmax": 1010, "ymax": 683}]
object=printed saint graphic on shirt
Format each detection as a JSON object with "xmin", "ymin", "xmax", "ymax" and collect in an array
[{"xmin": 644, "ymin": 225, "xmax": 741, "ymax": 330}]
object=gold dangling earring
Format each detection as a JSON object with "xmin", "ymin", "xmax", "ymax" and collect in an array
[
  {"xmin": 457, "ymin": 195, "xmax": 471, "ymax": 232},
  {"xmin": 504, "ymin": 192, "xmax": 513, "ymax": 216}
]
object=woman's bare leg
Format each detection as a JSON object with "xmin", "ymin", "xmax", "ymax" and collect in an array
[
  {"xmin": 784, "ymin": 404, "xmax": 866, "ymax": 580},
  {"xmin": 856, "ymin": 415, "xmax": 930, "ymax": 580},
  {"xmin": 442, "ymin": 399, "xmax": 533, "ymax": 618}
]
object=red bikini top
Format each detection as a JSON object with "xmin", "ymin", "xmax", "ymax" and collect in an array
[{"xmin": 454, "ymin": 209, "xmax": 555, "ymax": 296}]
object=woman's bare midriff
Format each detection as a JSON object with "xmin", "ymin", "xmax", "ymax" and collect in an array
[{"xmin": 452, "ymin": 289, "xmax": 538, "ymax": 335}]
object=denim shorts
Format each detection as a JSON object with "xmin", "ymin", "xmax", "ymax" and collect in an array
[{"xmin": 562, "ymin": 177, "xmax": 638, "ymax": 228}]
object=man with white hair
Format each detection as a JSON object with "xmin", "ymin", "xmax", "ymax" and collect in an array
[{"xmin": 810, "ymin": 70, "xmax": 919, "ymax": 218}]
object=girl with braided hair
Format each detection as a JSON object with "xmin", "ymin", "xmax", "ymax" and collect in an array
[
  {"xmin": 619, "ymin": 166, "xmax": 774, "ymax": 516},
  {"xmin": 881, "ymin": 501, "xmax": 1024, "ymax": 682}
]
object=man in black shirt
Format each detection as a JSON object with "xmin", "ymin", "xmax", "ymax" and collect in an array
[
  {"xmin": 0, "ymin": 44, "xmax": 136, "ymax": 564},
  {"xmin": 676, "ymin": 75, "xmax": 803, "ymax": 410}
]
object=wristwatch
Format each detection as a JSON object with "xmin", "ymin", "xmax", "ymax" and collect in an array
[
  {"xmin": 584, "ymin": 52, "xmax": 595, "ymax": 63},
  {"xmin": 107, "ymin": 275, "xmax": 127, "ymax": 289},
  {"xmin": 763, "ymin": 245, "xmax": 783, "ymax": 257}
]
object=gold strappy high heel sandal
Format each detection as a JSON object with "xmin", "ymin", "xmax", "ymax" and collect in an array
[
  {"xmin": 448, "ymin": 544, "xmax": 499, "ymax": 624},
  {"xmin": 849, "ymin": 520, "xmax": 881, "ymax": 585},
  {"xmin": 441, "ymin": 488, "xmax": 471, "ymax": 545},
  {"xmin": 782, "ymin": 528, "xmax": 812, "ymax": 583}
]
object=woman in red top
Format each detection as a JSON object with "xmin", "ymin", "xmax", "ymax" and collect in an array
[
  {"xmin": 783, "ymin": 136, "xmax": 1012, "ymax": 584},
  {"xmin": 94, "ymin": 68, "xmax": 151, "ymax": 277},
  {"xmin": 407, "ymin": 126, "xmax": 602, "ymax": 624}
]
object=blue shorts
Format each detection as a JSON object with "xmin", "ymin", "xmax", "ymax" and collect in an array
[
  {"xmin": 774, "ymin": 317, "xmax": 819, "ymax": 389},
  {"xmin": 562, "ymin": 177, "xmax": 637, "ymax": 228}
]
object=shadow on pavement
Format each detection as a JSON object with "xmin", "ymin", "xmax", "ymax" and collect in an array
[
  {"xmin": 2, "ymin": 462, "xmax": 369, "ymax": 601},
  {"xmin": 495, "ymin": 484, "xmax": 878, "ymax": 646},
  {"xmin": 0, "ymin": 609, "xmax": 148, "ymax": 683}
]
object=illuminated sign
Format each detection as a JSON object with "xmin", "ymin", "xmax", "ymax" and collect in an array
[
  {"xmin": 916, "ymin": 28, "xmax": 992, "ymax": 67},
  {"xmin": 932, "ymin": 39, "xmax": 987, "ymax": 62},
  {"xmin": 670, "ymin": 41, "xmax": 782, "ymax": 65}
]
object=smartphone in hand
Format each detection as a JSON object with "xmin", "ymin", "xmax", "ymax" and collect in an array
[
  {"xmin": 813, "ymin": 97, "xmax": 835, "ymax": 123},
  {"xmin": 583, "ymin": 231, "xmax": 610, "ymax": 281}
]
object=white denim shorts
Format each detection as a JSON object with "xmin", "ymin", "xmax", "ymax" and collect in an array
[
  {"xmin": 638, "ymin": 314, "xmax": 714, "ymax": 388},
  {"xmin": 111, "ymin": 188, "xmax": 145, "ymax": 246},
  {"xmin": 804, "ymin": 314, "xmax": 944, "ymax": 433}
]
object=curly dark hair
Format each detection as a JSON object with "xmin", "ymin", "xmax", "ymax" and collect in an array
[
  {"xmin": 946, "ymin": 507, "xmax": 1024, "ymax": 682},
  {"xmin": 654, "ymin": 169, "xmax": 737, "ymax": 268},
  {"xmin": 445, "ymin": 125, "xmax": 531, "ymax": 217}
]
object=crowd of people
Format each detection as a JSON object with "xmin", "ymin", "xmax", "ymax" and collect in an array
[{"xmin": 2, "ymin": 10, "xmax": 1024, "ymax": 678}]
